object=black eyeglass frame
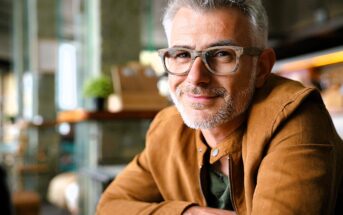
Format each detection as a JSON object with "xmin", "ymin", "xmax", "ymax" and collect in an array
[{"xmin": 158, "ymin": 45, "xmax": 263, "ymax": 76}]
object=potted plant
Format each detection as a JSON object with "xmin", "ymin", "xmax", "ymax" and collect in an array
[{"xmin": 83, "ymin": 75, "xmax": 113, "ymax": 111}]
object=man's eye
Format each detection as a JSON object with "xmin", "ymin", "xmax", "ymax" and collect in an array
[
  {"xmin": 210, "ymin": 49, "xmax": 236, "ymax": 61},
  {"xmin": 213, "ymin": 50, "xmax": 233, "ymax": 57},
  {"xmin": 174, "ymin": 51, "xmax": 191, "ymax": 59}
]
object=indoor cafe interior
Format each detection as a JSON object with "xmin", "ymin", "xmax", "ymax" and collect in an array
[{"xmin": 0, "ymin": 0, "xmax": 343, "ymax": 215}]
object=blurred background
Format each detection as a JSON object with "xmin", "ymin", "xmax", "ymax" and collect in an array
[{"xmin": 0, "ymin": 0, "xmax": 342, "ymax": 214}]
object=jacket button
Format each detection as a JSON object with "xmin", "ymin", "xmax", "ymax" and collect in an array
[{"xmin": 211, "ymin": 148, "xmax": 219, "ymax": 157}]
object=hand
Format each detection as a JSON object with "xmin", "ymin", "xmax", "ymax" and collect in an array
[{"xmin": 182, "ymin": 206, "xmax": 237, "ymax": 215}]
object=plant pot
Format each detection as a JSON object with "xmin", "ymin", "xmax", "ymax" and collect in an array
[{"xmin": 94, "ymin": 97, "xmax": 105, "ymax": 111}]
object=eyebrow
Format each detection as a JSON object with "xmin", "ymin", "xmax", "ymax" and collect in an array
[
  {"xmin": 207, "ymin": 40, "xmax": 238, "ymax": 47},
  {"xmin": 171, "ymin": 45, "xmax": 193, "ymax": 49},
  {"xmin": 170, "ymin": 40, "xmax": 238, "ymax": 50}
]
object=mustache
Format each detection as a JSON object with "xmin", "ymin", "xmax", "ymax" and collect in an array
[{"xmin": 176, "ymin": 85, "xmax": 227, "ymax": 97}]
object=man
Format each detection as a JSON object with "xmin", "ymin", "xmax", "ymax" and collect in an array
[{"xmin": 97, "ymin": 0, "xmax": 343, "ymax": 214}]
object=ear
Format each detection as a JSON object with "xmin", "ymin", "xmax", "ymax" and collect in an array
[{"xmin": 255, "ymin": 48, "xmax": 276, "ymax": 88}]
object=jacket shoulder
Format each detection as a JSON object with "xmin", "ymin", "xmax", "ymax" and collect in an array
[
  {"xmin": 248, "ymin": 74, "xmax": 322, "ymax": 134},
  {"xmin": 148, "ymin": 106, "xmax": 184, "ymax": 133},
  {"xmin": 146, "ymin": 106, "xmax": 195, "ymax": 150}
]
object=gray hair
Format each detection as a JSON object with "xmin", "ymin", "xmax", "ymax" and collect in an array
[{"xmin": 162, "ymin": 0, "xmax": 269, "ymax": 47}]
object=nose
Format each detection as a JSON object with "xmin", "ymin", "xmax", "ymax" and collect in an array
[{"xmin": 186, "ymin": 57, "xmax": 211, "ymax": 85}]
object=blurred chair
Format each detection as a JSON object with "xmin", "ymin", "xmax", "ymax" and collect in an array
[
  {"xmin": 12, "ymin": 191, "xmax": 40, "ymax": 215},
  {"xmin": 47, "ymin": 172, "xmax": 79, "ymax": 215}
]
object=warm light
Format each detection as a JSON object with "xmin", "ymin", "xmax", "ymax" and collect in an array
[
  {"xmin": 274, "ymin": 47, "xmax": 343, "ymax": 73},
  {"xmin": 281, "ymin": 60, "xmax": 311, "ymax": 71},
  {"xmin": 313, "ymin": 51, "xmax": 343, "ymax": 67}
]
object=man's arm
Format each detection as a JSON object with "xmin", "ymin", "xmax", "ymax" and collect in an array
[{"xmin": 96, "ymin": 151, "xmax": 196, "ymax": 215}]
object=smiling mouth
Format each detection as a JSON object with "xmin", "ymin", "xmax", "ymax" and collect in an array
[
  {"xmin": 184, "ymin": 93, "xmax": 220, "ymax": 106},
  {"xmin": 187, "ymin": 93, "xmax": 217, "ymax": 99},
  {"xmin": 176, "ymin": 85, "xmax": 227, "ymax": 104}
]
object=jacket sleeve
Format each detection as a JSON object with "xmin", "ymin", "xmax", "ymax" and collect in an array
[
  {"xmin": 97, "ymin": 107, "xmax": 199, "ymax": 215},
  {"xmin": 96, "ymin": 148, "xmax": 195, "ymax": 215},
  {"xmin": 250, "ymin": 99, "xmax": 342, "ymax": 214}
]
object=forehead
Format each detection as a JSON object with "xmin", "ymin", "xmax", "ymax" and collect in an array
[{"xmin": 170, "ymin": 7, "xmax": 252, "ymax": 48}]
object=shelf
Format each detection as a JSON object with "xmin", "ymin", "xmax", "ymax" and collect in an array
[{"xmin": 57, "ymin": 109, "xmax": 159, "ymax": 123}]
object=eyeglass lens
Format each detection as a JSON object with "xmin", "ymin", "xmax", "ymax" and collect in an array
[
  {"xmin": 206, "ymin": 47, "xmax": 238, "ymax": 74},
  {"xmin": 163, "ymin": 47, "xmax": 239, "ymax": 75}
]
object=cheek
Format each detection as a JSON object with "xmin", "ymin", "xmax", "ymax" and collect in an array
[
  {"xmin": 217, "ymin": 78, "xmax": 234, "ymax": 93},
  {"xmin": 168, "ymin": 75, "xmax": 184, "ymax": 93},
  {"xmin": 235, "ymin": 60, "xmax": 257, "ymax": 87},
  {"xmin": 223, "ymin": 72, "xmax": 255, "ymax": 98}
]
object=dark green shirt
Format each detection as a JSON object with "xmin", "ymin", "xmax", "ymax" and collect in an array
[
  {"xmin": 205, "ymin": 165, "xmax": 234, "ymax": 210},
  {"xmin": 201, "ymin": 125, "xmax": 244, "ymax": 211}
]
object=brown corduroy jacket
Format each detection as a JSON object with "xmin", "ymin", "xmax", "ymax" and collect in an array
[{"xmin": 97, "ymin": 74, "xmax": 343, "ymax": 215}]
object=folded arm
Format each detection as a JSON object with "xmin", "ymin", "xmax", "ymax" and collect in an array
[{"xmin": 96, "ymin": 151, "xmax": 196, "ymax": 215}]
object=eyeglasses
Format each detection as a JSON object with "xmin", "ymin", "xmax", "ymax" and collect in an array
[{"xmin": 158, "ymin": 45, "xmax": 262, "ymax": 76}]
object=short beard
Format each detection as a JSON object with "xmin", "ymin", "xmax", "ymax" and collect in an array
[{"xmin": 170, "ymin": 75, "xmax": 256, "ymax": 130}]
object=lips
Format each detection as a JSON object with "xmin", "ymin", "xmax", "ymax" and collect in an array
[
  {"xmin": 184, "ymin": 93, "xmax": 220, "ymax": 105},
  {"xmin": 187, "ymin": 93, "xmax": 217, "ymax": 99},
  {"xmin": 175, "ymin": 85, "xmax": 227, "ymax": 104}
]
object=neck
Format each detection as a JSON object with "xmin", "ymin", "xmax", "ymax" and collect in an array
[{"xmin": 201, "ymin": 114, "xmax": 245, "ymax": 148}]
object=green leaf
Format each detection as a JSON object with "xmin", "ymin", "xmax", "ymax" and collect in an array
[{"xmin": 83, "ymin": 75, "xmax": 113, "ymax": 98}]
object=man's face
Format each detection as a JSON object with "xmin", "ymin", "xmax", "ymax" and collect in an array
[{"xmin": 168, "ymin": 7, "xmax": 259, "ymax": 130}]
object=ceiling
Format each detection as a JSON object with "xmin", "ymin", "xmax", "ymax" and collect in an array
[
  {"xmin": 263, "ymin": 0, "xmax": 343, "ymax": 60},
  {"xmin": 272, "ymin": 20, "xmax": 343, "ymax": 60}
]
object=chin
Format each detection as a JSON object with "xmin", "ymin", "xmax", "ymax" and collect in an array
[{"xmin": 177, "ymin": 105, "xmax": 225, "ymax": 129}]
